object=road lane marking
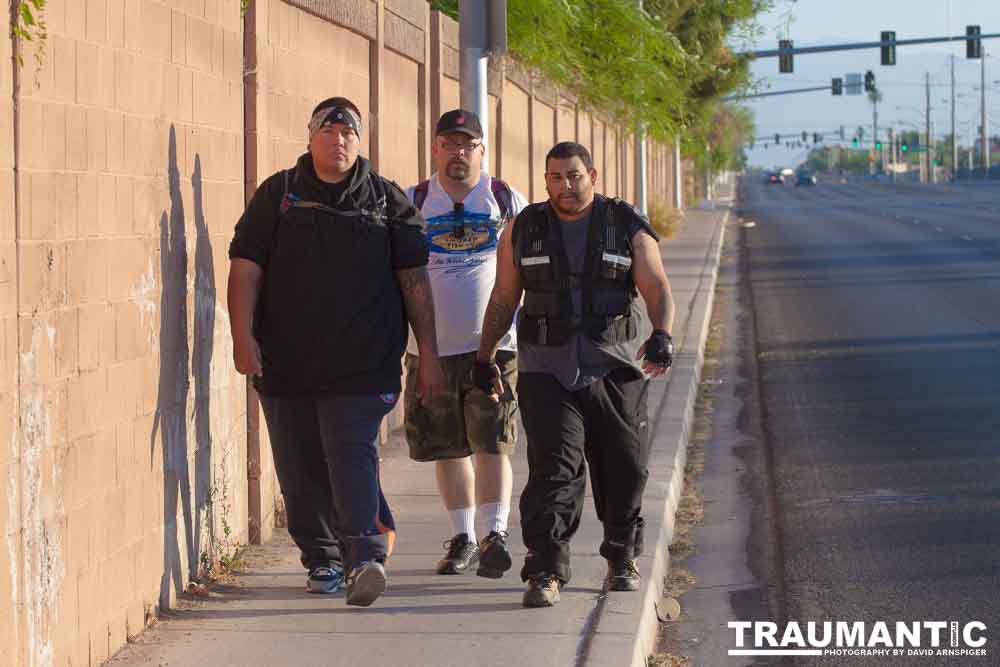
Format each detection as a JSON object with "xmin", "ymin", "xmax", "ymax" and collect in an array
[
  {"xmin": 961, "ymin": 235, "xmax": 974, "ymax": 242},
  {"xmin": 934, "ymin": 226, "xmax": 944, "ymax": 232}
]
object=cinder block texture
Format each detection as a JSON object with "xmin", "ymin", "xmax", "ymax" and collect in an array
[
  {"xmin": 1, "ymin": 2, "xmax": 681, "ymax": 665},
  {"xmin": 7, "ymin": 1, "xmax": 246, "ymax": 665}
]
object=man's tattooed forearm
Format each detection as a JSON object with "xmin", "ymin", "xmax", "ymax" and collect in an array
[
  {"xmin": 397, "ymin": 267, "xmax": 439, "ymax": 355},
  {"xmin": 478, "ymin": 296, "xmax": 516, "ymax": 360}
]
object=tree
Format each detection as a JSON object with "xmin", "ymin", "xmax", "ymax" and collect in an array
[{"xmin": 430, "ymin": 0, "xmax": 785, "ymax": 150}]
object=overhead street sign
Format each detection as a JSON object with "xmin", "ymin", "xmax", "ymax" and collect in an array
[{"xmin": 845, "ymin": 73, "xmax": 863, "ymax": 95}]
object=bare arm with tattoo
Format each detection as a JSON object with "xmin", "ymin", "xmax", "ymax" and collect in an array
[
  {"xmin": 396, "ymin": 266, "xmax": 445, "ymax": 399},
  {"xmin": 477, "ymin": 218, "xmax": 523, "ymax": 364}
]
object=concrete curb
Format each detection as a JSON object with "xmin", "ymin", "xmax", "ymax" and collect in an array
[{"xmin": 583, "ymin": 205, "xmax": 731, "ymax": 667}]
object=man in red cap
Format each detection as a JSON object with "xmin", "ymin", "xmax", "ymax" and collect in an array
[{"xmin": 404, "ymin": 110, "xmax": 528, "ymax": 579}]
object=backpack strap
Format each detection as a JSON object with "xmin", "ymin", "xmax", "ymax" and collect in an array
[
  {"xmin": 367, "ymin": 172, "xmax": 388, "ymax": 219},
  {"xmin": 490, "ymin": 177, "xmax": 514, "ymax": 224},
  {"xmin": 279, "ymin": 167, "xmax": 296, "ymax": 214},
  {"xmin": 412, "ymin": 179, "xmax": 430, "ymax": 210}
]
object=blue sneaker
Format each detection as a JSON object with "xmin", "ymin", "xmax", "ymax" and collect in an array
[
  {"xmin": 345, "ymin": 561, "xmax": 387, "ymax": 607},
  {"xmin": 306, "ymin": 565, "xmax": 344, "ymax": 594}
]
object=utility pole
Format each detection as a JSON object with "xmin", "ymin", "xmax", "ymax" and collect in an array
[
  {"xmin": 459, "ymin": 1, "xmax": 506, "ymax": 170},
  {"xmin": 882, "ymin": 126, "xmax": 896, "ymax": 183},
  {"xmin": 982, "ymin": 46, "xmax": 990, "ymax": 175},
  {"xmin": 634, "ymin": 0, "xmax": 647, "ymax": 212},
  {"xmin": 925, "ymin": 72, "xmax": 933, "ymax": 183},
  {"xmin": 873, "ymin": 93, "xmax": 879, "ymax": 175},
  {"xmin": 951, "ymin": 54, "xmax": 958, "ymax": 179}
]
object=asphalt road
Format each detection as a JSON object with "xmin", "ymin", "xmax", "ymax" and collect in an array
[{"xmin": 736, "ymin": 177, "xmax": 1000, "ymax": 666}]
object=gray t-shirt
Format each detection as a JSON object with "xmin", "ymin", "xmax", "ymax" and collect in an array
[{"xmin": 517, "ymin": 209, "xmax": 652, "ymax": 391}]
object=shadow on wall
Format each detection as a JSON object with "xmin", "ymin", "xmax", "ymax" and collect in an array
[{"xmin": 151, "ymin": 125, "xmax": 216, "ymax": 609}]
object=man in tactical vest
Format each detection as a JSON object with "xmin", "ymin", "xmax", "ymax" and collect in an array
[
  {"xmin": 403, "ymin": 110, "xmax": 529, "ymax": 579},
  {"xmin": 228, "ymin": 97, "xmax": 445, "ymax": 607},
  {"xmin": 475, "ymin": 141, "xmax": 676, "ymax": 608}
]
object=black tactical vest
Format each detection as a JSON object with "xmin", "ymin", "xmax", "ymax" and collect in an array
[{"xmin": 513, "ymin": 195, "xmax": 638, "ymax": 347}]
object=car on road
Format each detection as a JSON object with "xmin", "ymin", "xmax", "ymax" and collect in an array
[
  {"xmin": 765, "ymin": 171, "xmax": 784, "ymax": 184},
  {"xmin": 795, "ymin": 171, "xmax": 817, "ymax": 186}
]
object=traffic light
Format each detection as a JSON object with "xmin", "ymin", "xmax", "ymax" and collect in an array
[
  {"xmin": 801, "ymin": 131, "xmax": 807, "ymax": 142},
  {"xmin": 775, "ymin": 133, "xmax": 781, "ymax": 145},
  {"xmin": 839, "ymin": 125, "xmax": 846, "ymax": 141},
  {"xmin": 967, "ymin": 25, "xmax": 982, "ymax": 59},
  {"xmin": 864, "ymin": 70, "xmax": 876, "ymax": 92},
  {"xmin": 875, "ymin": 140, "xmax": 882, "ymax": 150},
  {"xmin": 901, "ymin": 142, "xmax": 908, "ymax": 152},
  {"xmin": 832, "ymin": 77, "xmax": 843, "ymax": 95},
  {"xmin": 881, "ymin": 31, "xmax": 896, "ymax": 66},
  {"xmin": 813, "ymin": 133, "xmax": 820, "ymax": 143},
  {"xmin": 852, "ymin": 137, "xmax": 859, "ymax": 147},
  {"xmin": 779, "ymin": 39, "xmax": 794, "ymax": 73}
]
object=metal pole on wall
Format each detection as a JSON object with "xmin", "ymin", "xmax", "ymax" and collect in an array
[
  {"xmin": 634, "ymin": 0, "xmax": 647, "ymax": 212},
  {"xmin": 673, "ymin": 138, "xmax": 683, "ymax": 210},
  {"xmin": 459, "ymin": 0, "xmax": 490, "ymax": 170}
]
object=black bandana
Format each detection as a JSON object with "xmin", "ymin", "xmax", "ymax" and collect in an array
[{"xmin": 308, "ymin": 105, "xmax": 362, "ymax": 136}]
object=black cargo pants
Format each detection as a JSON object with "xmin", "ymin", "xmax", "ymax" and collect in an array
[{"xmin": 516, "ymin": 366, "xmax": 650, "ymax": 584}]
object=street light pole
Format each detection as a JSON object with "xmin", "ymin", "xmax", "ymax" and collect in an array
[{"xmin": 459, "ymin": 0, "xmax": 490, "ymax": 170}]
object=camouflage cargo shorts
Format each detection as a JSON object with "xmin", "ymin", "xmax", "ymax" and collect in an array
[{"xmin": 404, "ymin": 351, "xmax": 518, "ymax": 461}]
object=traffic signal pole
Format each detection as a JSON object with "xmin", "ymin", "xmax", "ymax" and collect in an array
[
  {"xmin": 746, "ymin": 31, "xmax": 1000, "ymax": 60},
  {"xmin": 951, "ymin": 55, "xmax": 957, "ymax": 179},
  {"xmin": 723, "ymin": 85, "xmax": 832, "ymax": 102},
  {"xmin": 873, "ymin": 94, "xmax": 879, "ymax": 175},
  {"xmin": 982, "ymin": 47, "xmax": 990, "ymax": 175}
]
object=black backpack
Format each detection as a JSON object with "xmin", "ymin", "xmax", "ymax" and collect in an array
[
  {"xmin": 412, "ymin": 177, "xmax": 514, "ymax": 225},
  {"xmin": 279, "ymin": 166, "xmax": 388, "ymax": 221}
]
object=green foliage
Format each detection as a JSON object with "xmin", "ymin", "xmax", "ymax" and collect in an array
[
  {"xmin": 10, "ymin": 0, "xmax": 47, "ymax": 74},
  {"xmin": 430, "ymin": 1, "xmax": 782, "ymax": 176}
]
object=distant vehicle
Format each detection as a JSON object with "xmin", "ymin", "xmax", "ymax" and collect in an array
[
  {"xmin": 765, "ymin": 171, "xmax": 784, "ymax": 184},
  {"xmin": 780, "ymin": 167, "xmax": 795, "ymax": 177},
  {"xmin": 795, "ymin": 171, "xmax": 817, "ymax": 186}
]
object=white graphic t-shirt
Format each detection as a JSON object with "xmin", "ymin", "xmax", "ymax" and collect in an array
[{"xmin": 406, "ymin": 172, "xmax": 528, "ymax": 357}]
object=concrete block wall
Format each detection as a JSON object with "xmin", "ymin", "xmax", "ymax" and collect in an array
[
  {"xmin": 3, "ymin": 1, "xmax": 247, "ymax": 665},
  {"xmin": 0, "ymin": 2, "xmax": 681, "ymax": 665}
]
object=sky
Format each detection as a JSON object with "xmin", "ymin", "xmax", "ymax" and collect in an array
[{"xmin": 739, "ymin": 0, "xmax": 1000, "ymax": 168}]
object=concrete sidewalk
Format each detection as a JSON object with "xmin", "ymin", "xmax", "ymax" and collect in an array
[{"xmin": 107, "ymin": 202, "xmax": 731, "ymax": 667}]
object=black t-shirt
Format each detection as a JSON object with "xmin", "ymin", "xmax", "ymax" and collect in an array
[{"xmin": 229, "ymin": 153, "xmax": 429, "ymax": 396}]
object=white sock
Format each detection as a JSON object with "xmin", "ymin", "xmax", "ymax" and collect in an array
[
  {"xmin": 478, "ymin": 502, "xmax": 510, "ymax": 535},
  {"xmin": 449, "ymin": 507, "xmax": 476, "ymax": 543}
]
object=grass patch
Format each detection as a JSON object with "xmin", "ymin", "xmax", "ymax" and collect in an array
[{"xmin": 648, "ymin": 197, "xmax": 684, "ymax": 239}]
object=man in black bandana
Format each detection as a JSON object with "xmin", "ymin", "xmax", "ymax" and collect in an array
[{"xmin": 228, "ymin": 97, "xmax": 445, "ymax": 607}]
